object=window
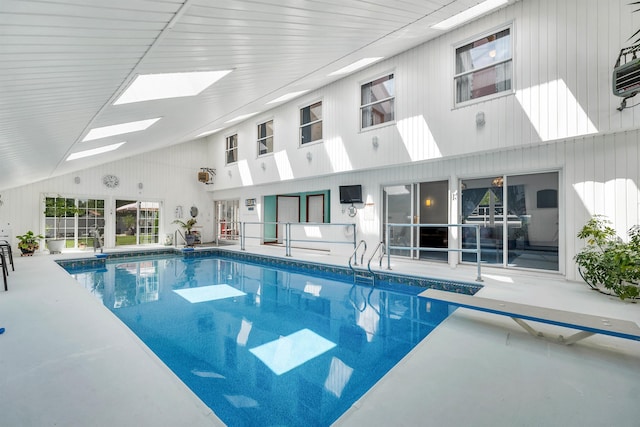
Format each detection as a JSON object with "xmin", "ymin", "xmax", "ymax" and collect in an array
[
  {"xmin": 257, "ymin": 120, "xmax": 273, "ymax": 156},
  {"xmin": 226, "ymin": 134, "xmax": 238, "ymax": 164},
  {"xmin": 361, "ymin": 74, "xmax": 395, "ymax": 129},
  {"xmin": 300, "ymin": 102, "xmax": 322, "ymax": 145},
  {"xmin": 44, "ymin": 196, "xmax": 105, "ymax": 249},
  {"xmin": 455, "ymin": 27, "xmax": 512, "ymax": 104}
]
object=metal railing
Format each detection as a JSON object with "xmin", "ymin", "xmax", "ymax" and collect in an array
[
  {"xmin": 367, "ymin": 241, "xmax": 386, "ymax": 279},
  {"xmin": 240, "ymin": 221, "xmax": 357, "ymax": 257},
  {"xmin": 385, "ymin": 223, "xmax": 483, "ymax": 282}
]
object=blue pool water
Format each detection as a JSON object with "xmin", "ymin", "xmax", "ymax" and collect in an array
[{"xmin": 64, "ymin": 254, "xmax": 453, "ymax": 426}]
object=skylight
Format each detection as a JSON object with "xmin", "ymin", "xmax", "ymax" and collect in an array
[
  {"xmin": 82, "ymin": 118, "xmax": 161, "ymax": 142},
  {"xmin": 114, "ymin": 70, "xmax": 233, "ymax": 105},
  {"xmin": 431, "ymin": 0, "xmax": 508, "ymax": 30},
  {"xmin": 328, "ymin": 58, "xmax": 383, "ymax": 76},
  {"xmin": 225, "ymin": 112, "xmax": 259, "ymax": 124},
  {"xmin": 196, "ymin": 128, "xmax": 223, "ymax": 138},
  {"xmin": 267, "ymin": 90, "xmax": 309, "ymax": 104},
  {"xmin": 66, "ymin": 142, "xmax": 126, "ymax": 161}
]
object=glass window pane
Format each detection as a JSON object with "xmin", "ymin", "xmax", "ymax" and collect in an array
[
  {"xmin": 300, "ymin": 102, "xmax": 322, "ymax": 125},
  {"xmin": 456, "ymin": 28, "xmax": 510, "ymax": 74},
  {"xmin": 301, "ymin": 122, "xmax": 322, "ymax": 144},
  {"xmin": 259, "ymin": 136, "xmax": 273, "ymax": 155},
  {"xmin": 455, "ymin": 62, "xmax": 512, "ymax": 103},
  {"xmin": 361, "ymin": 99, "xmax": 395, "ymax": 128},
  {"xmin": 361, "ymin": 74, "xmax": 394, "ymax": 104}
]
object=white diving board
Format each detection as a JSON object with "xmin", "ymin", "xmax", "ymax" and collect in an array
[{"xmin": 420, "ymin": 288, "xmax": 640, "ymax": 345}]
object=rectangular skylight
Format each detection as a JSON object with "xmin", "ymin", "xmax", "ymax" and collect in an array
[
  {"xmin": 328, "ymin": 57, "xmax": 383, "ymax": 76},
  {"xmin": 224, "ymin": 112, "xmax": 259, "ymax": 124},
  {"xmin": 196, "ymin": 128, "xmax": 223, "ymax": 138},
  {"xmin": 249, "ymin": 329, "xmax": 336, "ymax": 375},
  {"xmin": 174, "ymin": 284, "xmax": 246, "ymax": 304},
  {"xmin": 431, "ymin": 0, "xmax": 508, "ymax": 30},
  {"xmin": 114, "ymin": 70, "xmax": 232, "ymax": 105},
  {"xmin": 83, "ymin": 118, "xmax": 161, "ymax": 142},
  {"xmin": 66, "ymin": 142, "xmax": 126, "ymax": 161},
  {"xmin": 267, "ymin": 90, "xmax": 309, "ymax": 104}
]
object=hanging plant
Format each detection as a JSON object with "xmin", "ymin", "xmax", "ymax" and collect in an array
[{"xmin": 575, "ymin": 215, "xmax": 640, "ymax": 300}]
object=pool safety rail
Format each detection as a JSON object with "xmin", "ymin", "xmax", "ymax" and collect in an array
[
  {"xmin": 240, "ymin": 221, "xmax": 357, "ymax": 257},
  {"xmin": 386, "ymin": 223, "xmax": 483, "ymax": 282}
]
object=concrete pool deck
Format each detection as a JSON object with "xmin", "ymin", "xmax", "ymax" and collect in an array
[{"xmin": 0, "ymin": 245, "xmax": 638, "ymax": 426}]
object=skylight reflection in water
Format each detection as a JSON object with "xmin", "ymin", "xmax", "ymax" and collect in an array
[{"xmin": 66, "ymin": 255, "xmax": 450, "ymax": 426}]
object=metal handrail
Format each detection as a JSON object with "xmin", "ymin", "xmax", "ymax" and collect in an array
[
  {"xmin": 349, "ymin": 239, "xmax": 367, "ymax": 270},
  {"xmin": 385, "ymin": 223, "xmax": 483, "ymax": 282},
  {"xmin": 240, "ymin": 221, "xmax": 357, "ymax": 257},
  {"xmin": 367, "ymin": 241, "xmax": 386, "ymax": 281}
]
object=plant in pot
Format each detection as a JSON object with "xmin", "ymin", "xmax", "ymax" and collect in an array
[
  {"xmin": 16, "ymin": 230, "xmax": 44, "ymax": 256},
  {"xmin": 575, "ymin": 215, "xmax": 640, "ymax": 301},
  {"xmin": 173, "ymin": 218, "xmax": 197, "ymax": 246}
]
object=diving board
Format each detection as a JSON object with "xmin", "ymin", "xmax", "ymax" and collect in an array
[{"xmin": 420, "ymin": 288, "xmax": 640, "ymax": 345}]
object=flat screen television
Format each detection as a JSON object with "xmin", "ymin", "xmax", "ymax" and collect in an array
[{"xmin": 339, "ymin": 184, "xmax": 363, "ymax": 204}]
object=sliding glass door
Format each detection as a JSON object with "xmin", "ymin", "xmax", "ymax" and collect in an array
[
  {"xmin": 115, "ymin": 200, "xmax": 160, "ymax": 246},
  {"xmin": 461, "ymin": 172, "xmax": 558, "ymax": 271}
]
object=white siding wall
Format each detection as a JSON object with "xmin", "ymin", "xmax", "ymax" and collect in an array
[
  {"xmin": 206, "ymin": 0, "xmax": 640, "ymax": 281},
  {"xmin": 0, "ymin": 141, "xmax": 215, "ymax": 248}
]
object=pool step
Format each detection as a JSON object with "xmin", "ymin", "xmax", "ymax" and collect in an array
[{"xmin": 353, "ymin": 268, "xmax": 375, "ymax": 285}]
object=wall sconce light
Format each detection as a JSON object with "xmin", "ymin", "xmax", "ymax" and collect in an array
[
  {"xmin": 261, "ymin": 162, "xmax": 266, "ymax": 170},
  {"xmin": 476, "ymin": 111, "xmax": 485, "ymax": 127},
  {"xmin": 372, "ymin": 136, "xmax": 379, "ymax": 148},
  {"xmin": 74, "ymin": 176, "xmax": 81, "ymax": 184},
  {"xmin": 306, "ymin": 152, "xmax": 312, "ymax": 161},
  {"xmin": 227, "ymin": 170, "xmax": 232, "ymax": 178},
  {"xmin": 138, "ymin": 182, "xmax": 143, "ymax": 190},
  {"xmin": 425, "ymin": 198, "xmax": 433, "ymax": 207}
]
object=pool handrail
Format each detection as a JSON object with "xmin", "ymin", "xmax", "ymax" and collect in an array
[
  {"xmin": 240, "ymin": 221, "xmax": 357, "ymax": 257},
  {"xmin": 385, "ymin": 223, "xmax": 483, "ymax": 282}
]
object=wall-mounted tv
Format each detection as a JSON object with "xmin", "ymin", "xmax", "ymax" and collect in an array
[{"xmin": 339, "ymin": 184, "xmax": 363, "ymax": 204}]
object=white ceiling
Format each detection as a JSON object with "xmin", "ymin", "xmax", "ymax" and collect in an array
[{"xmin": 0, "ymin": 0, "xmax": 508, "ymax": 191}]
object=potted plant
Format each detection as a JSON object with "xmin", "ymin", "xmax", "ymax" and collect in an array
[
  {"xmin": 575, "ymin": 215, "xmax": 640, "ymax": 300},
  {"xmin": 16, "ymin": 230, "xmax": 44, "ymax": 256},
  {"xmin": 173, "ymin": 218, "xmax": 197, "ymax": 246}
]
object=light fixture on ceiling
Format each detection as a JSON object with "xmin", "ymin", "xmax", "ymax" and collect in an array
[
  {"xmin": 66, "ymin": 142, "xmax": 126, "ymax": 161},
  {"xmin": 83, "ymin": 118, "xmax": 161, "ymax": 142},
  {"xmin": 225, "ymin": 112, "xmax": 259, "ymax": 124},
  {"xmin": 431, "ymin": 0, "xmax": 508, "ymax": 30},
  {"xmin": 329, "ymin": 57, "xmax": 384, "ymax": 76},
  {"xmin": 267, "ymin": 90, "xmax": 310, "ymax": 104},
  {"xmin": 113, "ymin": 70, "xmax": 233, "ymax": 105}
]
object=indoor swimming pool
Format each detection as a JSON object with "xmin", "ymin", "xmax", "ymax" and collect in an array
[{"xmin": 60, "ymin": 252, "xmax": 478, "ymax": 426}]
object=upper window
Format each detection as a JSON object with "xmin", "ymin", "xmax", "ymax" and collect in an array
[
  {"xmin": 455, "ymin": 27, "xmax": 512, "ymax": 105},
  {"xmin": 361, "ymin": 74, "xmax": 395, "ymax": 129},
  {"xmin": 257, "ymin": 120, "xmax": 273, "ymax": 156},
  {"xmin": 226, "ymin": 134, "xmax": 238, "ymax": 164},
  {"xmin": 300, "ymin": 101, "xmax": 322, "ymax": 145}
]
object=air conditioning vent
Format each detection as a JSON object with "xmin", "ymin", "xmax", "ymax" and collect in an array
[{"xmin": 613, "ymin": 58, "xmax": 640, "ymax": 97}]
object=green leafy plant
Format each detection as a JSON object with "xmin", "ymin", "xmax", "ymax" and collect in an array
[
  {"xmin": 173, "ymin": 218, "xmax": 197, "ymax": 235},
  {"xmin": 575, "ymin": 215, "xmax": 640, "ymax": 300},
  {"xmin": 16, "ymin": 230, "xmax": 45, "ymax": 252}
]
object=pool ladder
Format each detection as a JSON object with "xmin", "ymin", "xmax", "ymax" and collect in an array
[{"xmin": 349, "ymin": 241, "xmax": 386, "ymax": 285}]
